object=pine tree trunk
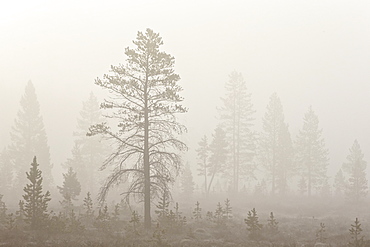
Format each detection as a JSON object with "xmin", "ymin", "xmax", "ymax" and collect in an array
[{"xmin": 144, "ymin": 76, "xmax": 151, "ymax": 230}]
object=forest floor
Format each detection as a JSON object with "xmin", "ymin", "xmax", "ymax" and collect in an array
[{"xmin": 1, "ymin": 195, "xmax": 369, "ymax": 246}]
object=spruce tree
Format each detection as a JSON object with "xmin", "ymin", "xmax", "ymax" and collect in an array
[
  {"xmin": 155, "ymin": 190, "xmax": 170, "ymax": 219},
  {"xmin": 349, "ymin": 218, "xmax": 364, "ymax": 247},
  {"xmin": 129, "ymin": 210, "xmax": 140, "ymax": 232},
  {"xmin": 334, "ymin": 169, "xmax": 346, "ymax": 197},
  {"xmin": 295, "ymin": 106, "xmax": 329, "ymax": 196},
  {"xmin": 66, "ymin": 92, "xmax": 106, "ymax": 197},
  {"xmin": 9, "ymin": 81, "xmax": 53, "ymax": 194},
  {"xmin": 23, "ymin": 156, "xmax": 51, "ymax": 230},
  {"xmin": 267, "ymin": 212, "xmax": 279, "ymax": 233},
  {"xmin": 244, "ymin": 208, "xmax": 262, "ymax": 239},
  {"xmin": 180, "ymin": 162, "xmax": 194, "ymax": 199},
  {"xmin": 15, "ymin": 200, "xmax": 26, "ymax": 227},
  {"xmin": 214, "ymin": 202, "xmax": 224, "ymax": 225},
  {"xmin": 224, "ymin": 198, "xmax": 232, "ymax": 220},
  {"xmin": 342, "ymin": 140, "xmax": 368, "ymax": 202},
  {"xmin": 259, "ymin": 93, "xmax": 294, "ymax": 195},
  {"xmin": 58, "ymin": 167, "xmax": 81, "ymax": 214},
  {"xmin": 83, "ymin": 192, "xmax": 94, "ymax": 218},
  {"xmin": 192, "ymin": 201, "xmax": 202, "ymax": 221},
  {"xmin": 219, "ymin": 71, "xmax": 256, "ymax": 193}
]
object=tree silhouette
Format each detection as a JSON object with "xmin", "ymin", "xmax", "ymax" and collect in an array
[
  {"xmin": 334, "ymin": 169, "xmax": 346, "ymax": 197},
  {"xmin": 179, "ymin": 162, "xmax": 194, "ymax": 199},
  {"xmin": 259, "ymin": 93, "xmax": 294, "ymax": 195},
  {"xmin": 349, "ymin": 218, "xmax": 364, "ymax": 247},
  {"xmin": 65, "ymin": 92, "xmax": 106, "ymax": 197},
  {"xmin": 9, "ymin": 81, "xmax": 53, "ymax": 194},
  {"xmin": 89, "ymin": 29, "xmax": 187, "ymax": 229},
  {"xmin": 244, "ymin": 208, "xmax": 262, "ymax": 240},
  {"xmin": 58, "ymin": 167, "xmax": 81, "ymax": 214},
  {"xmin": 295, "ymin": 106, "xmax": 329, "ymax": 196},
  {"xmin": 343, "ymin": 140, "xmax": 368, "ymax": 202},
  {"xmin": 23, "ymin": 156, "xmax": 51, "ymax": 230},
  {"xmin": 219, "ymin": 71, "xmax": 256, "ymax": 193}
]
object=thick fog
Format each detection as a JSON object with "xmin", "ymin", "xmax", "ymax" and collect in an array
[
  {"xmin": 2, "ymin": 1, "xmax": 370, "ymax": 184},
  {"xmin": 2, "ymin": 1, "xmax": 370, "ymax": 246}
]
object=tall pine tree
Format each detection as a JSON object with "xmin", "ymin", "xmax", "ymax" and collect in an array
[
  {"xmin": 259, "ymin": 93, "xmax": 294, "ymax": 195},
  {"xmin": 219, "ymin": 71, "xmax": 256, "ymax": 193},
  {"xmin": 9, "ymin": 81, "xmax": 53, "ymax": 194},
  {"xmin": 89, "ymin": 29, "xmax": 187, "ymax": 229},
  {"xmin": 295, "ymin": 106, "xmax": 329, "ymax": 196},
  {"xmin": 65, "ymin": 92, "xmax": 106, "ymax": 197},
  {"xmin": 342, "ymin": 140, "xmax": 367, "ymax": 202}
]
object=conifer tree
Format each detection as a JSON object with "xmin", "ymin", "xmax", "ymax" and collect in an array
[
  {"xmin": 173, "ymin": 202, "xmax": 186, "ymax": 227},
  {"xmin": 9, "ymin": 81, "xmax": 53, "ymax": 194},
  {"xmin": 224, "ymin": 198, "xmax": 232, "ymax": 220},
  {"xmin": 155, "ymin": 190, "xmax": 170, "ymax": 219},
  {"xmin": 244, "ymin": 208, "xmax": 262, "ymax": 239},
  {"xmin": 66, "ymin": 209, "xmax": 84, "ymax": 233},
  {"xmin": 129, "ymin": 210, "xmax": 140, "ymax": 232},
  {"xmin": 260, "ymin": 93, "xmax": 294, "ymax": 195},
  {"xmin": 66, "ymin": 92, "xmax": 106, "ymax": 197},
  {"xmin": 342, "ymin": 140, "xmax": 368, "ymax": 202},
  {"xmin": 207, "ymin": 127, "xmax": 228, "ymax": 196},
  {"xmin": 89, "ymin": 29, "xmax": 187, "ymax": 229},
  {"xmin": 83, "ymin": 192, "xmax": 94, "ymax": 218},
  {"xmin": 295, "ymin": 106, "xmax": 329, "ymax": 196},
  {"xmin": 267, "ymin": 212, "xmax": 279, "ymax": 233},
  {"xmin": 192, "ymin": 201, "xmax": 202, "ymax": 221},
  {"xmin": 349, "ymin": 218, "xmax": 364, "ymax": 247},
  {"xmin": 180, "ymin": 162, "xmax": 194, "ymax": 198},
  {"xmin": 334, "ymin": 169, "xmax": 346, "ymax": 197},
  {"xmin": 214, "ymin": 202, "xmax": 224, "ymax": 225},
  {"xmin": 196, "ymin": 135, "xmax": 209, "ymax": 195},
  {"xmin": 15, "ymin": 200, "xmax": 25, "ymax": 226},
  {"xmin": 95, "ymin": 205, "xmax": 110, "ymax": 231},
  {"xmin": 219, "ymin": 71, "xmax": 256, "ymax": 193},
  {"xmin": 23, "ymin": 156, "xmax": 51, "ymax": 230},
  {"xmin": 58, "ymin": 167, "xmax": 81, "ymax": 213}
]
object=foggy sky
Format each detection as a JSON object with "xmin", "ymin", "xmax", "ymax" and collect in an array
[{"xmin": 1, "ymin": 0, "xmax": 370, "ymax": 184}]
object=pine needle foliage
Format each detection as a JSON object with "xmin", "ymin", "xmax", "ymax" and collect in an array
[{"xmin": 22, "ymin": 156, "xmax": 51, "ymax": 230}]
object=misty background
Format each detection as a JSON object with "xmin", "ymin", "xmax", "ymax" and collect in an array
[{"xmin": 1, "ymin": 0, "xmax": 370, "ymax": 186}]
